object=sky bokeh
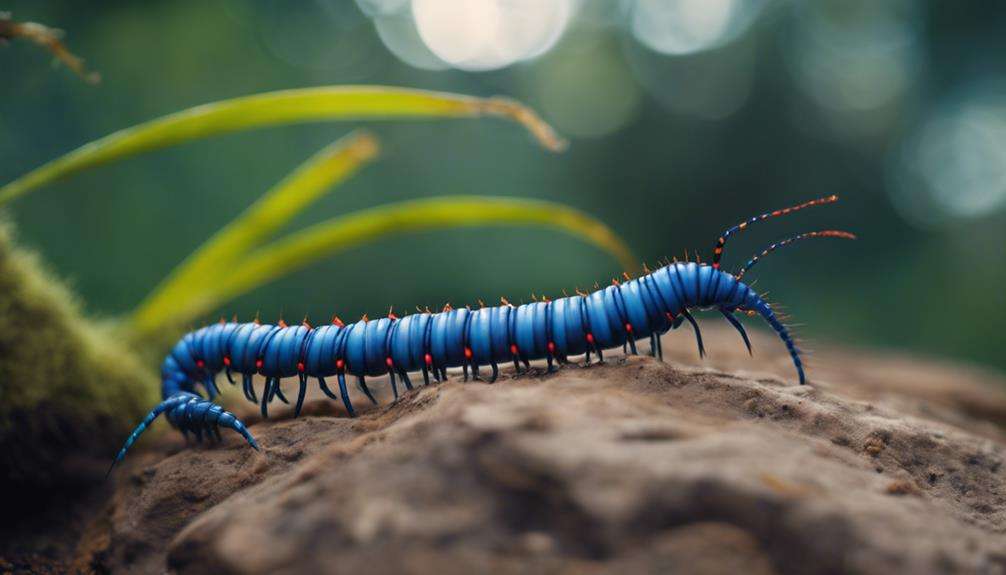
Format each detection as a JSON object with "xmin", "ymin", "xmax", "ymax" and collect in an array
[{"xmin": 2, "ymin": 0, "xmax": 1005, "ymax": 371}]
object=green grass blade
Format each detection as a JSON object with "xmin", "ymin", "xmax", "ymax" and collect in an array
[
  {"xmin": 132, "ymin": 196, "xmax": 635, "ymax": 333},
  {"xmin": 130, "ymin": 131, "xmax": 379, "ymax": 335},
  {"xmin": 0, "ymin": 86, "xmax": 567, "ymax": 205}
]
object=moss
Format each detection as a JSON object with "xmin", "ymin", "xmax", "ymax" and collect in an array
[{"xmin": 0, "ymin": 217, "xmax": 157, "ymax": 488}]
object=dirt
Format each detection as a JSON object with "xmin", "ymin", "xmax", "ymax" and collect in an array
[{"xmin": 3, "ymin": 326, "xmax": 1006, "ymax": 574}]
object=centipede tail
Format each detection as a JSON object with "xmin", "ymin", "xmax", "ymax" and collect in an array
[{"xmin": 110, "ymin": 196, "xmax": 853, "ymax": 471}]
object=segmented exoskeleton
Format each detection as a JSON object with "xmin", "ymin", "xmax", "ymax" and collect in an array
[{"xmin": 110, "ymin": 196, "xmax": 854, "ymax": 471}]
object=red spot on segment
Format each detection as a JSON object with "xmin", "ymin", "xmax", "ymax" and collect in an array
[
  {"xmin": 585, "ymin": 333, "xmax": 595, "ymax": 345},
  {"xmin": 223, "ymin": 355, "xmax": 231, "ymax": 366},
  {"xmin": 388, "ymin": 312, "xmax": 399, "ymax": 320},
  {"xmin": 547, "ymin": 341, "xmax": 556, "ymax": 354},
  {"xmin": 336, "ymin": 358, "xmax": 345, "ymax": 370},
  {"xmin": 196, "ymin": 359, "xmax": 205, "ymax": 369},
  {"xmin": 464, "ymin": 347, "xmax": 473, "ymax": 359},
  {"xmin": 386, "ymin": 356, "xmax": 394, "ymax": 368},
  {"xmin": 624, "ymin": 323, "xmax": 633, "ymax": 333},
  {"xmin": 297, "ymin": 361, "xmax": 305, "ymax": 372},
  {"xmin": 255, "ymin": 359, "xmax": 264, "ymax": 371},
  {"xmin": 666, "ymin": 312, "xmax": 676, "ymax": 321},
  {"xmin": 510, "ymin": 344, "xmax": 519, "ymax": 355},
  {"xmin": 424, "ymin": 353, "xmax": 433, "ymax": 366}
]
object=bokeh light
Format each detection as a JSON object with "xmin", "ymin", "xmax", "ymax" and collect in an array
[
  {"xmin": 890, "ymin": 81, "xmax": 1006, "ymax": 227},
  {"xmin": 628, "ymin": 0, "xmax": 765, "ymax": 56},
  {"xmin": 624, "ymin": 33, "xmax": 755, "ymax": 120},
  {"xmin": 410, "ymin": 0, "xmax": 573, "ymax": 71},
  {"xmin": 372, "ymin": 4, "xmax": 448, "ymax": 70},
  {"xmin": 787, "ymin": 1, "xmax": 921, "ymax": 114}
]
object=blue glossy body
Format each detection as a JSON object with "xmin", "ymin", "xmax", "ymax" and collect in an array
[{"xmin": 111, "ymin": 262, "xmax": 801, "ymax": 469}]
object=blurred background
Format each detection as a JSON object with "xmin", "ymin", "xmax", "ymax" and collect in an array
[{"xmin": 1, "ymin": 0, "xmax": 1004, "ymax": 371}]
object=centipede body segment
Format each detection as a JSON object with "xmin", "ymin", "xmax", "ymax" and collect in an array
[{"xmin": 110, "ymin": 196, "xmax": 854, "ymax": 471}]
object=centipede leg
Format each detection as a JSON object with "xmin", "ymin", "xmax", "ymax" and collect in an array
[
  {"xmin": 356, "ymin": 376, "xmax": 378, "ymax": 405},
  {"xmin": 627, "ymin": 336, "xmax": 638, "ymax": 355},
  {"xmin": 294, "ymin": 373, "xmax": 308, "ymax": 417},
  {"xmin": 512, "ymin": 356, "xmax": 522, "ymax": 373},
  {"xmin": 656, "ymin": 333, "xmax": 664, "ymax": 361},
  {"xmin": 585, "ymin": 349, "xmax": 591, "ymax": 365},
  {"xmin": 272, "ymin": 380, "xmax": 290, "ymax": 405},
  {"xmin": 242, "ymin": 374, "xmax": 257, "ymax": 403},
  {"xmin": 388, "ymin": 369, "xmax": 399, "ymax": 401},
  {"xmin": 720, "ymin": 307, "xmax": 753, "ymax": 356},
  {"xmin": 260, "ymin": 379, "xmax": 272, "ymax": 418},
  {"xmin": 201, "ymin": 376, "xmax": 219, "ymax": 399},
  {"xmin": 487, "ymin": 362, "xmax": 499, "ymax": 383},
  {"xmin": 336, "ymin": 372, "xmax": 356, "ymax": 417},
  {"xmin": 317, "ymin": 376, "xmax": 340, "ymax": 401},
  {"xmin": 471, "ymin": 363, "xmax": 480, "ymax": 380},
  {"xmin": 462, "ymin": 363, "xmax": 469, "ymax": 382},
  {"xmin": 680, "ymin": 309, "xmax": 706, "ymax": 358},
  {"xmin": 421, "ymin": 366, "xmax": 431, "ymax": 386},
  {"xmin": 398, "ymin": 368, "xmax": 414, "ymax": 391},
  {"xmin": 225, "ymin": 367, "xmax": 235, "ymax": 385}
]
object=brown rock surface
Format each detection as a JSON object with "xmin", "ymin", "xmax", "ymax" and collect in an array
[{"xmin": 75, "ymin": 327, "xmax": 1006, "ymax": 573}]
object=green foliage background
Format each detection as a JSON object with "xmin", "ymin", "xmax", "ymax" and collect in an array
[{"xmin": 2, "ymin": 0, "xmax": 1004, "ymax": 372}]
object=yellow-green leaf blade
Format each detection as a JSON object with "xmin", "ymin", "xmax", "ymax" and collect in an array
[
  {"xmin": 130, "ymin": 130, "xmax": 379, "ymax": 335},
  {"xmin": 0, "ymin": 86, "xmax": 566, "ymax": 205},
  {"xmin": 133, "ymin": 196, "xmax": 635, "ymax": 333}
]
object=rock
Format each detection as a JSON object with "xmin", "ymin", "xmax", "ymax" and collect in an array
[{"xmin": 82, "ymin": 326, "xmax": 1006, "ymax": 574}]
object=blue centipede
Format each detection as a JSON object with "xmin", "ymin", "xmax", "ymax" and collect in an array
[{"xmin": 110, "ymin": 195, "xmax": 854, "ymax": 471}]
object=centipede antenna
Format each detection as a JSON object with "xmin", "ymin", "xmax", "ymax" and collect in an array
[
  {"xmin": 735, "ymin": 230, "xmax": 856, "ymax": 280},
  {"xmin": 711, "ymin": 195, "xmax": 841, "ymax": 270}
]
